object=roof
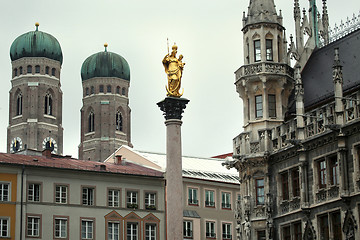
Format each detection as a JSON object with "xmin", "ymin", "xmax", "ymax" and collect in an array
[
  {"xmin": 289, "ymin": 28, "xmax": 360, "ymax": 112},
  {"xmin": 211, "ymin": 153, "xmax": 233, "ymax": 159},
  {"xmin": 243, "ymin": 0, "xmax": 282, "ymax": 28},
  {"xmin": 0, "ymin": 152, "xmax": 163, "ymax": 178},
  {"xmin": 106, "ymin": 146, "xmax": 239, "ymax": 184}
]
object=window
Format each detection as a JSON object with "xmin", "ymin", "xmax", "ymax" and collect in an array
[
  {"xmin": 108, "ymin": 222, "xmax": 119, "ymax": 240},
  {"xmin": 116, "ymin": 111, "xmax": 123, "ymax": 131},
  {"xmin": 44, "ymin": 93, "xmax": 53, "ymax": 115},
  {"xmin": 145, "ymin": 192, "xmax": 156, "ymax": 210},
  {"xmin": 46, "ymin": 66, "xmax": 49, "ymax": 75},
  {"xmin": 16, "ymin": 93, "xmax": 22, "ymax": 116},
  {"xmin": 82, "ymin": 187, "xmax": 94, "ymax": 205},
  {"xmin": 0, "ymin": 183, "xmax": 9, "ymax": 201},
  {"xmin": 19, "ymin": 66, "xmax": 23, "ymax": 75},
  {"xmin": 0, "ymin": 218, "xmax": 9, "ymax": 237},
  {"xmin": 255, "ymin": 95, "xmax": 263, "ymax": 118},
  {"xmin": 54, "ymin": 218, "xmax": 67, "ymax": 238},
  {"xmin": 35, "ymin": 65, "xmax": 40, "ymax": 73},
  {"xmin": 81, "ymin": 219, "xmax": 93, "ymax": 239},
  {"xmin": 116, "ymin": 86, "xmax": 120, "ymax": 94},
  {"xmin": 329, "ymin": 155, "xmax": 339, "ymax": 185},
  {"xmin": 122, "ymin": 87, "xmax": 126, "ymax": 96},
  {"xmin": 331, "ymin": 212, "xmax": 342, "ymax": 240},
  {"xmin": 99, "ymin": 85, "xmax": 104, "ymax": 93},
  {"xmin": 126, "ymin": 191, "xmax": 138, "ymax": 209},
  {"xmin": 27, "ymin": 65, "xmax": 32, "ymax": 74},
  {"xmin": 107, "ymin": 85, "xmax": 112, "ymax": 93},
  {"xmin": 281, "ymin": 172, "xmax": 289, "ymax": 200},
  {"xmin": 127, "ymin": 222, "xmax": 138, "ymax": 240},
  {"xmin": 52, "ymin": 68, "xmax": 56, "ymax": 76},
  {"xmin": 206, "ymin": 221, "xmax": 216, "ymax": 238},
  {"xmin": 183, "ymin": 221, "xmax": 193, "ymax": 238},
  {"xmin": 255, "ymin": 178, "xmax": 265, "ymax": 205},
  {"xmin": 85, "ymin": 88, "xmax": 89, "ymax": 96},
  {"xmin": 292, "ymin": 169, "xmax": 300, "ymax": 197},
  {"xmin": 14, "ymin": 68, "xmax": 18, "ymax": 77},
  {"xmin": 282, "ymin": 226, "xmax": 291, "ymax": 240},
  {"xmin": 55, "ymin": 185, "xmax": 67, "ymax": 204},
  {"xmin": 28, "ymin": 183, "xmax": 40, "ymax": 202},
  {"xmin": 27, "ymin": 216, "xmax": 40, "ymax": 237},
  {"xmin": 90, "ymin": 86, "xmax": 95, "ymax": 94},
  {"xmin": 205, "ymin": 190, "xmax": 215, "ymax": 207},
  {"xmin": 294, "ymin": 222, "xmax": 302, "ymax": 240},
  {"xmin": 254, "ymin": 40, "xmax": 261, "ymax": 62},
  {"xmin": 268, "ymin": 94, "xmax": 276, "ymax": 118},
  {"xmin": 318, "ymin": 212, "xmax": 342, "ymax": 240},
  {"xmin": 222, "ymin": 223, "xmax": 232, "ymax": 239},
  {"xmin": 145, "ymin": 223, "xmax": 156, "ymax": 240},
  {"xmin": 319, "ymin": 214, "xmax": 329, "ymax": 240},
  {"xmin": 221, "ymin": 192, "xmax": 231, "ymax": 209},
  {"xmin": 266, "ymin": 39, "xmax": 273, "ymax": 61},
  {"xmin": 88, "ymin": 112, "xmax": 95, "ymax": 132},
  {"xmin": 257, "ymin": 230, "xmax": 266, "ymax": 240},
  {"xmin": 188, "ymin": 188, "xmax": 198, "ymax": 205},
  {"xmin": 318, "ymin": 159, "xmax": 327, "ymax": 189},
  {"xmin": 108, "ymin": 189, "xmax": 120, "ymax": 207}
]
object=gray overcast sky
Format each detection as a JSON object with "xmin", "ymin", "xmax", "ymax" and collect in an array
[{"xmin": 0, "ymin": 0, "xmax": 359, "ymax": 158}]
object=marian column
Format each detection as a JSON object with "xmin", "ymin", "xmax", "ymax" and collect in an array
[{"xmin": 158, "ymin": 43, "xmax": 189, "ymax": 239}]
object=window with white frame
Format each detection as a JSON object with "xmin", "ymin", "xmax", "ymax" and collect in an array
[
  {"xmin": 183, "ymin": 220, "xmax": 193, "ymax": 238},
  {"xmin": 266, "ymin": 39, "xmax": 273, "ymax": 61},
  {"xmin": 188, "ymin": 188, "xmax": 198, "ymax": 205},
  {"xmin": 254, "ymin": 40, "xmax": 261, "ymax": 62},
  {"xmin": 0, "ymin": 183, "xmax": 9, "ymax": 201},
  {"xmin": 27, "ymin": 216, "xmax": 40, "ymax": 237},
  {"xmin": 221, "ymin": 192, "xmax": 231, "ymax": 209},
  {"xmin": 126, "ymin": 191, "xmax": 138, "ymax": 209},
  {"xmin": 55, "ymin": 185, "xmax": 67, "ymax": 204},
  {"xmin": 206, "ymin": 221, "xmax": 216, "ymax": 238},
  {"xmin": 255, "ymin": 95, "xmax": 263, "ymax": 118},
  {"xmin": 205, "ymin": 190, "xmax": 215, "ymax": 207},
  {"xmin": 82, "ymin": 187, "xmax": 94, "ymax": 205},
  {"xmin": 28, "ymin": 183, "xmax": 40, "ymax": 202},
  {"xmin": 127, "ymin": 222, "xmax": 138, "ymax": 240},
  {"xmin": 81, "ymin": 219, "xmax": 93, "ymax": 239},
  {"xmin": 222, "ymin": 223, "xmax": 232, "ymax": 239},
  {"xmin": 108, "ymin": 189, "xmax": 120, "ymax": 207},
  {"xmin": 108, "ymin": 221, "xmax": 119, "ymax": 240},
  {"xmin": 0, "ymin": 218, "xmax": 9, "ymax": 237},
  {"xmin": 54, "ymin": 218, "xmax": 67, "ymax": 238},
  {"xmin": 145, "ymin": 223, "xmax": 156, "ymax": 240},
  {"xmin": 145, "ymin": 192, "xmax": 156, "ymax": 210}
]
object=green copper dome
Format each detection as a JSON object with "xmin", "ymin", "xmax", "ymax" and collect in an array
[
  {"xmin": 81, "ymin": 47, "xmax": 130, "ymax": 81},
  {"xmin": 10, "ymin": 24, "xmax": 63, "ymax": 64}
]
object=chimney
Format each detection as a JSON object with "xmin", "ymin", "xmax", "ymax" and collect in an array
[
  {"xmin": 42, "ymin": 148, "xmax": 52, "ymax": 158},
  {"xmin": 114, "ymin": 155, "xmax": 122, "ymax": 165}
]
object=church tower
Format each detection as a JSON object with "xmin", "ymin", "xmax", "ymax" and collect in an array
[
  {"xmin": 232, "ymin": 1, "xmax": 294, "ymax": 239},
  {"xmin": 78, "ymin": 44, "xmax": 132, "ymax": 161},
  {"xmin": 7, "ymin": 23, "xmax": 63, "ymax": 154}
]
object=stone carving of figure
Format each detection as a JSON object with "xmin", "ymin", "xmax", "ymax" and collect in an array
[
  {"xmin": 244, "ymin": 216, "xmax": 251, "ymax": 240},
  {"xmin": 162, "ymin": 44, "xmax": 185, "ymax": 97}
]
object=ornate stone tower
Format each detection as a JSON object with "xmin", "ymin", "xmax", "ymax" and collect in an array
[
  {"xmin": 78, "ymin": 44, "xmax": 132, "ymax": 161},
  {"xmin": 232, "ymin": 1, "xmax": 294, "ymax": 239},
  {"xmin": 7, "ymin": 23, "xmax": 63, "ymax": 154}
]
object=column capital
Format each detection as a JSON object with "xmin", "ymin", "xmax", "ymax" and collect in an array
[{"xmin": 157, "ymin": 97, "xmax": 190, "ymax": 120}]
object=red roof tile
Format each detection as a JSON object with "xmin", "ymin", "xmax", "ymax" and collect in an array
[
  {"xmin": 211, "ymin": 153, "xmax": 233, "ymax": 159},
  {"xmin": 0, "ymin": 152, "xmax": 163, "ymax": 178}
]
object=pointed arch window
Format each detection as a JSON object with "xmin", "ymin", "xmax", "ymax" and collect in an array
[
  {"xmin": 45, "ymin": 66, "xmax": 49, "ymax": 75},
  {"xmin": 116, "ymin": 111, "xmax": 123, "ymax": 131},
  {"xmin": 266, "ymin": 39, "xmax": 273, "ymax": 61},
  {"xmin": 116, "ymin": 86, "xmax": 120, "ymax": 94},
  {"xmin": 51, "ymin": 68, "xmax": 56, "ymax": 76},
  {"xmin": 14, "ymin": 68, "xmax": 18, "ymax": 77},
  {"xmin": 44, "ymin": 93, "xmax": 53, "ymax": 115},
  {"xmin": 88, "ymin": 112, "xmax": 95, "ymax": 132},
  {"xmin": 19, "ymin": 67, "xmax": 23, "ymax": 75},
  {"xmin": 16, "ymin": 93, "xmax": 23, "ymax": 116},
  {"xmin": 122, "ymin": 88, "xmax": 126, "ymax": 96}
]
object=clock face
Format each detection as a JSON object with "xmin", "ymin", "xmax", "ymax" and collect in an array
[
  {"xmin": 42, "ymin": 137, "xmax": 58, "ymax": 154},
  {"xmin": 10, "ymin": 137, "xmax": 22, "ymax": 153}
]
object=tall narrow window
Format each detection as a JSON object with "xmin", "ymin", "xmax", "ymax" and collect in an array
[
  {"xmin": 294, "ymin": 222, "xmax": 302, "ymax": 240},
  {"xmin": 27, "ymin": 216, "xmax": 40, "ymax": 237},
  {"xmin": 183, "ymin": 221, "xmax": 193, "ymax": 238},
  {"xmin": 126, "ymin": 191, "xmax": 138, "ymax": 209},
  {"xmin": 282, "ymin": 226, "xmax": 291, "ymax": 240},
  {"xmin": 0, "ymin": 218, "xmax": 9, "ymax": 237},
  {"xmin": 116, "ymin": 111, "xmax": 123, "ymax": 131},
  {"xmin": 99, "ymin": 85, "xmax": 104, "ymax": 93},
  {"xmin": 108, "ymin": 189, "xmax": 120, "ymax": 207},
  {"xmin": 281, "ymin": 172, "xmax": 289, "ymax": 200},
  {"xmin": 266, "ymin": 39, "xmax": 273, "ymax": 61},
  {"xmin": 44, "ymin": 93, "xmax": 53, "ymax": 115},
  {"xmin": 318, "ymin": 159, "xmax": 327, "ymax": 189},
  {"xmin": 122, "ymin": 87, "xmax": 126, "ymax": 96},
  {"xmin": 278, "ymin": 38, "xmax": 281, "ymax": 62},
  {"xmin": 145, "ymin": 223, "xmax": 156, "ymax": 240},
  {"xmin": 331, "ymin": 212, "xmax": 342, "ymax": 240},
  {"xmin": 55, "ymin": 218, "xmax": 68, "ymax": 238},
  {"xmin": 108, "ymin": 222, "xmax": 119, "ymax": 240},
  {"xmin": 51, "ymin": 68, "xmax": 56, "ymax": 76},
  {"xmin": 257, "ymin": 230, "xmax": 266, "ymax": 240},
  {"xmin": 330, "ymin": 155, "xmax": 339, "ymax": 185},
  {"xmin": 82, "ymin": 187, "xmax": 94, "ymax": 205},
  {"xmin": 16, "ymin": 93, "xmax": 22, "ymax": 116},
  {"xmin": 107, "ymin": 85, "xmax": 112, "ymax": 93},
  {"xmin": 81, "ymin": 220, "xmax": 93, "ymax": 239},
  {"xmin": 0, "ymin": 183, "xmax": 9, "ymax": 201},
  {"xmin": 127, "ymin": 222, "xmax": 138, "ymax": 240},
  {"xmin": 205, "ymin": 190, "xmax": 215, "ymax": 207},
  {"xmin": 255, "ymin": 95, "xmax": 263, "ymax": 118},
  {"xmin": 14, "ymin": 68, "xmax": 18, "ymax": 77},
  {"xmin": 222, "ymin": 223, "xmax": 232, "ymax": 239},
  {"xmin": 221, "ymin": 192, "xmax": 231, "ymax": 209},
  {"xmin": 28, "ymin": 183, "xmax": 40, "ymax": 202},
  {"xmin": 206, "ymin": 221, "xmax": 216, "ymax": 238},
  {"xmin": 55, "ymin": 185, "xmax": 67, "ymax": 204},
  {"xmin": 246, "ymin": 42, "xmax": 250, "ymax": 64},
  {"xmin": 88, "ymin": 112, "xmax": 95, "ymax": 132},
  {"xmin": 85, "ymin": 88, "xmax": 89, "ymax": 96},
  {"xmin": 90, "ymin": 86, "xmax": 95, "ymax": 94},
  {"xmin": 268, "ymin": 94, "xmax": 276, "ymax": 118},
  {"xmin": 145, "ymin": 192, "xmax": 156, "ymax": 210},
  {"xmin": 254, "ymin": 40, "xmax": 261, "ymax": 62},
  {"xmin": 319, "ymin": 215, "xmax": 329, "ymax": 240},
  {"xmin": 292, "ymin": 168, "xmax": 300, "ymax": 197},
  {"xmin": 45, "ymin": 66, "xmax": 49, "ymax": 75},
  {"xmin": 255, "ymin": 178, "xmax": 265, "ymax": 205},
  {"xmin": 188, "ymin": 188, "xmax": 198, "ymax": 205},
  {"xmin": 35, "ymin": 65, "xmax": 40, "ymax": 73},
  {"xmin": 116, "ymin": 86, "xmax": 120, "ymax": 94},
  {"xmin": 27, "ymin": 65, "xmax": 32, "ymax": 74},
  {"xmin": 19, "ymin": 66, "xmax": 23, "ymax": 75}
]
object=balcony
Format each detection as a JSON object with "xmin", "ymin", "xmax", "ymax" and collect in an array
[
  {"xmin": 235, "ymin": 62, "xmax": 294, "ymax": 82},
  {"xmin": 206, "ymin": 232, "xmax": 216, "ymax": 239},
  {"xmin": 222, "ymin": 233, "xmax": 232, "ymax": 240},
  {"xmin": 188, "ymin": 199, "xmax": 198, "ymax": 206},
  {"xmin": 205, "ymin": 201, "xmax": 215, "ymax": 207},
  {"xmin": 222, "ymin": 203, "xmax": 231, "ymax": 209}
]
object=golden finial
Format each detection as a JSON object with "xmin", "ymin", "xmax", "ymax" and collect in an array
[
  {"xmin": 104, "ymin": 43, "xmax": 108, "ymax": 52},
  {"xmin": 35, "ymin": 22, "xmax": 39, "ymax": 31}
]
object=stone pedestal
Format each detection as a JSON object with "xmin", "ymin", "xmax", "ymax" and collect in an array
[{"xmin": 157, "ymin": 97, "xmax": 189, "ymax": 240}]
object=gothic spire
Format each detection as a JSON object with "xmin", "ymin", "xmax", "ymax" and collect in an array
[{"xmin": 243, "ymin": 0, "xmax": 282, "ymax": 27}]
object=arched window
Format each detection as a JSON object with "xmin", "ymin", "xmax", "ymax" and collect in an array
[
  {"xmin": 116, "ymin": 86, "xmax": 120, "ymax": 94},
  {"xmin": 51, "ymin": 68, "xmax": 56, "ymax": 76},
  {"xmin": 99, "ymin": 85, "xmax": 104, "ymax": 93},
  {"xmin": 88, "ymin": 112, "xmax": 95, "ymax": 132},
  {"xmin": 85, "ymin": 88, "xmax": 89, "ymax": 96},
  {"xmin": 19, "ymin": 67, "xmax": 23, "ymax": 75},
  {"xmin": 35, "ymin": 65, "xmax": 40, "ymax": 73},
  {"xmin": 27, "ymin": 65, "xmax": 32, "ymax": 74},
  {"xmin": 122, "ymin": 87, "xmax": 126, "ymax": 96},
  {"xmin": 45, "ymin": 66, "xmax": 49, "ymax": 75},
  {"xmin": 90, "ymin": 86, "xmax": 95, "ymax": 94},
  {"xmin": 14, "ymin": 68, "xmax": 18, "ymax": 77},
  {"xmin": 44, "ymin": 93, "xmax": 53, "ymax": 115},
  {"xmin": 116, "ymin": 111, "xmax": 123, "ymax": 131},
  {"xmin": 16, "ymin": 93, "xmax": 22, "ymax": 116},
  {"xmin": 107, "ymin": 85, "xmax": 112, "ymax": 93}
]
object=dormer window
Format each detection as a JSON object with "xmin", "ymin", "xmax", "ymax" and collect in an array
[
  {"xmin": 266, "ymin": 39, "xmax": 273, "ymax": 61},
  {"xmin": 254, "ymin": 40, "xmax": 261, "ymax": 62}
]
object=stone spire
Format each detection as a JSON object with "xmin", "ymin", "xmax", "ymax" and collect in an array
[
  {"xmin": 243, "ymin": 0, "xmax": 281, "ymax": 27},
  {"xmin": 333, "ymin": 48, "xmax": 344, "ymax": 125}
]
